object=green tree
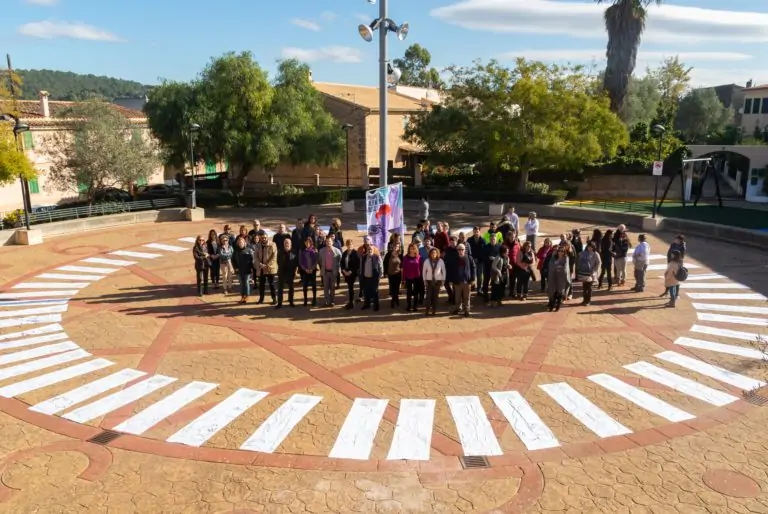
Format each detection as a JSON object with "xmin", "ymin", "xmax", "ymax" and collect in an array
[
  {"xmin": 392, "ymin": 44, "xmax": 445, "ymax": 89},
  {"xmin": 596, "ymin": 0, "xmax": 661, "ymax": 112},
  {"xmin": 143, "ymin": 80, "xmax": 198, "ymax": 169},
  {"xmin": 620, "ymin": 75, "xmax": 661, "ymax": 127},
  {"xmin": 46, "ymin": 102, "xmax": 160, "ymax": 203},
  {"xmin": 648, "ymin": 56, "xmax": 691, "ymax": 128},
  {"xmin": 0, "ymin": 123, "xmax": 37, "ymax": 185},
  {"xmin": 15, "ymin": 69, "xmax": 149, "ymax": 100},
  {"xmin": 674, "ymin": 88, "xmax": 732, "ymax": 143}
]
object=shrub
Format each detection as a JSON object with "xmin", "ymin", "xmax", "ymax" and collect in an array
[
  {"xmin": 1, "ymin": 209, "xmax": 24, "ymax": 229},
  {"xmin": 526, "ymin": 181, "xmax": 550, "ymax": 195}
]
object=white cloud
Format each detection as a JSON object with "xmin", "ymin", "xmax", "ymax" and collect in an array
[
  {"xmin": 25, "ymin": 0, "xmax": 58, "ymax": 5},
  {"xmin": 354, "ymin": 13, "xmax": 371, "ymax": 23},
  {"xmin": 281, "ymin": 46, "xmax": 363, "ymax": 64},
  {"xmin": 499, "ymin": 50, "xmax": 753, "ymax": 63},
  {"xmin": 320, "ymin": 11, "xmax": 337, "ymax": 21},
  {"xmin": 290, "ymin": 18, "xmax": 321, "ymax": 31},
  {"xmin": 431, "ymin": 0, "xmax": 768, "ymax": 43},
  {"xmin": 686, "ymin": 69, "xmax": 768, "ymax": 89},
  {"xmin": 18, "ymin": 21, "xmax": 121, "ymax": 41}
]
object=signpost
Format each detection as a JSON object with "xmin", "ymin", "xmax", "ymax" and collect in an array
[{"xmin": 651, "ymin": 160, "xmax": 663, "ymax": 218}]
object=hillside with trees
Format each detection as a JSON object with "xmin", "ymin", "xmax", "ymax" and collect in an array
[{"xmin": 14, "ymin": 69, "xmax": 151, "ymax": 101}]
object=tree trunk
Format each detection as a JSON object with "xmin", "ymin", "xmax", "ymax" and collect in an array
[
  {"xmin": 517, "ymin": 168, "xmax": 529, "ymax": 194},
  {"xmin": 603, "ymin": 0, "xmax": 645, "ymax": 113}
]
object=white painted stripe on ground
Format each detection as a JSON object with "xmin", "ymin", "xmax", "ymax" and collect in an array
[
  {"xmin": 0, "ymin": 349, "xmax": 90, "ymax": 382},
  {"xmin": 0, "ymin": 299, "xmax": 68, "ymax": 307},
  {"xmin": 82, "ymin": 257, "xmax": 136, "ymax": 267},
  {"xmin": 62, "ymin": 375, "xmax": 177, "ymax": 424},
  {"xmin": 675, "ymin": 336, "xmax": 765, "ymax": 360},
  {"xmin": 143, "ymin": 243, "xmax": 187, "ymax": 252},
  {"xmin": 356, "ymin": 224, "xmax": 368, "ymax": 232},
  {"xmin": 690, "ymin": 324, "xmax": 761, "ymax": 342},
  {"xmin": 628, "ymin": 254, "xmax": 666, "ymax": 262},
  {"xmin": 697, "ymin": 312, "xmax": 768, "ymax": 327},
  {"xmin": 669, "ymin": 273, "xmax": 726, "ymax": 281},
  {"xmin": 30, "ymin": 368, "xmax": 146, "ymax": 415},
  {"xmin": 166, "ymin": 388, "xmax": 268, "ymax": 447},
  {"xmin": 624, "ymin": 361, "xmax": 738, "ymax": 406},
  {"xmin": 0, "ymin": 291, "xmax": 76, "ymax": 300},
  {"xmin": 539, "ymin": 382, "xmax": 632, "ymax": 438},
  {"xmin": 57, "ymin": 265, "xmax": 118, "ymax": 274},
  {"xmin": 686, "ymin": 292, "xmax": 767, "ymax": 301},
  {"xmin": 37, "ymin": 273, "xmax": 104, "ymax": 282},
  {"xmin": 648, "ymin": 263, "xmax": 701, "ymax": 271},
  {"xmin": 113, "ymin": 381, "xmax": 217, "ymax": 435},
  {"xmin": 0, "ymin": 323, "xmax": 63, "ymax": 341},
  {"xmin": 0, "ymin": 332, "xmax": 68, "ymax": 351},
  {"xmin": 110, "ymin": 250, "xmax": 162, "ymax": 259},
  {"xmin": 489, "ymin": 391, "xmax": 559, "ymax": 450},
  {"xmin": 692, "ymin": 303, "xmax": 768, "ymax": 316},
  {"xmin": 0, "ymin": 314, "xmax": 62, "ymax": 329},
  {"xmin": 681, "ymin": 283, "xmax": 749, "ymax": 290},
  {"xmin": 386, "ymin": 399, "xmax": 436, "ymax": 461},
  {"xmin": 328, "ymin": 398, "xmax": 389, "ymax": 460},
  {"xmin": 587, "ymin": 374, "xmax": 694, "ymax": 423},
  {"xmin": 13, "ymin": 282, "xmax": 89, "ymax": 290},
  {"xmin": 0, "ymin": 359, "xmax": 113, "ymax": 398},
  {"xmin": 446, "ymin": 396, "xmax": 503, "ymax": 456},
  {"xmin": 178, "ymin": 237, "xmax": 196, "ymax": 243},
  {"xmin": 240, "ymin": 394, "xmax": 323, "ymax": 453},
  {"xmin": 0, "ymin": 341, "xmax": 79, "ymax": 366},
  {"xmin": 656, "ymin": 351, "xmax": 766, "ymax": 391},
  {"xmin": 0, "ymin": 304, "xmax": 68, "ymax": 319}
]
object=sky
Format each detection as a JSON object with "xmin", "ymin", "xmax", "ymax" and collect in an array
[{"xmin": 3, "ymin": 0, "xmax": 768, "ymax": 89}]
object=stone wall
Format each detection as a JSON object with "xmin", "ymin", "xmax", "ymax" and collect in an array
[{"xmin": 574, "ymin": 175, "xmax": 683, "ymax": 199}]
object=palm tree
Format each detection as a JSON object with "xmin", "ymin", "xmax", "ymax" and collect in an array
[{"xmin": 597, "ymin": 0, "xmax": 661, "ymax": 113}]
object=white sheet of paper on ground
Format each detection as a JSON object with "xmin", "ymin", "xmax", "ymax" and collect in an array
[
  {"xmin": 110, "ymin": 250, "xmax": 163, "ymax": 259},
  {"xmin": 0, "ymin": 291, "xmax": 76, "ymax": 300},
  {"xmin": 655, "ymin": 351, "xmax": 766, "ymax": 390},
  {"xmin": 240, "ymin": 394, "xmax": 322, "ymax": 453},
  {"xmin": 0, "ymin": 349, "xmax": 89, "ymax": 382},
  {"xmin": 690, "ymin": 324, "xmax": 761, "ymax": 342},
  {"xmin": 0, "ymin": 314, "xmax": 62, "ymax": 329},
  {"xmin": 37, "ymin": 273, "xmax": 104, "ymax": 282},
  {"xmin": 82, "ymin": 257, "xmax": 136, "ymax": 266},
  {"xmin": 674, "ymin": 336, "xmax": 765, "ymax": 359},
  {"xmin": 0, "ymin": 304, "xmax": 67, "ymax": 318},
  {"xmin": 113, "ymin": 381, "xmax": 217, "ymax": 435},
  {"xmin": 692, "ymin": 303, "xmax": 768, "ymax": 315},
  {"xmin": 30, "ymin": 368, "xmax": 146, "ymax": 415},
  {"xmin": 587, "ymin": 374, "xmax": 694, "ymax": 422},
  {"xmin": 686, "ymin": 292, "xmax": 767, "ymax": 301},
  {"xmin": 0, "ymin": 358, "xmax": 113, "ymax": 398},
  {"xmin": 446, "ymin": 396, "xmax": 503, "ymax": 456},
  {"xmin": 539, "ymin": 382, "xmax": 632, "ymax": 438},
  {"xmin": 696, "ymin": 312, "xmax": 768, "ymax": 327},
  {"xmin": 647, "ymin": 263, "xmax": 700, "ymax": 271},
  {"xmin": 166, "ymin": 388, "xmax": 268, "ymax": 447},
  {"xmin": 624, "ymin": 361, "xmax": 738, "ymax": 406},
  {"xmin": 143, "ymin": 243, "xmax": 187, "ymax": 252},
  {"xmin": 12, "ymin": 282, "xmax": 89, "ymax": 290},
  {"xmin": 57, "ymin": 265, "xmax": 118, "ymax": 275},
  {"xmin": 489, "ymin": 390, "xmax": 559, "ymax": 450},
  {"xmin": 0, "ymin": 341, "xmax": 79, "ymax": 366},
  {"xmin": 62, "ymin": 375, "xmax": 177, "ymax": 424},
  {"xmin": 386, "ymin": 399, "xmax": 436, "ymax": 461},
  {"xmin": 0, "ymin": 331, "xmax": 68, "ymax": 351},
  {"xmin": 0, "ymin": 323, "xmax": 63, "ymax": 341},
  {"xmin": 328, "ymin": 398, "xmax": 389, "ymax": 460},
  {"xmin": 681, "ymin": 283, "xmax": 749, "ymax": 290}
]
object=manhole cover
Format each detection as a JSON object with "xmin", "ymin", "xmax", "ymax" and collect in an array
[
  {"xmin": 703, "ymin": 469, "xmax": 761, "ymax": 498},
  {"xmin": 459, "ymin": 456, "xmax": 490, "ymax": 469},
  {"xmin": 87, "ymin": 430, "xmax": 122, "ymax": 445},
  {"xmin": 743, "ymin": 389, "xmax": 768, "ymax": 406}
]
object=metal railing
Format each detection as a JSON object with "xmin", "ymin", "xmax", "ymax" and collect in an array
[{"xmin": 1, "ymin": 197, "xmax": 182, "ymax": 230}]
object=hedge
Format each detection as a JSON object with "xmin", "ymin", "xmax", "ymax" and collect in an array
[{"xmin": 194, "ymin": 189, "xmax": 347, "ymax": 209}]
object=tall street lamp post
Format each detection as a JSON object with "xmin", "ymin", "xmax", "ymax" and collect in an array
[
  {"xmin": 189, "ymin": 122, "xmax": 200, "ymax": 209},
  {"xmin": 651, "ymin": 124, "xmax": 666, "ymax": 219},
  {"xmin": 1, "ymin": 113, "xmax": 32, "ymax": 229},
  {"xmin": 342, "ymin": 123, "xmax": 353, "ymax": 189},
  {"xmin": 357, "ymin": 0, "xmax": 409, "ymax": 188}
]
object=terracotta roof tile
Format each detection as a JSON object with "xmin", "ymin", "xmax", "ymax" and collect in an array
[{"xmin": 313, "ymin": 82, "xmax": 428, "ymax": 112}]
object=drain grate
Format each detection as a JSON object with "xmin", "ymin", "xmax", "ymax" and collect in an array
[
  {"xmin": 743, "ymin": 389, "xmax": 768, "ymax": 406},
  {"xmin": 459, "ymin": 456, "xmax": 490, "ymax": 469},
  {"xmin": 87, "ymin": 430, "xmax": 122, "ymax": 445}
]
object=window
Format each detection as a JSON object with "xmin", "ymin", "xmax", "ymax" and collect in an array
[
  {"xmin": 745, "ymin": 98, "xmax": 753, "ymax": 113},
  {"xmin": 23, "ymin": 131, "xmax": 34, "ymax": 150},
  {"xmin": 753, "ymin": 98, "xmax": 761, "ymax": 114},
  {"xmin": 762, "ymin": 99, "xmax": 768, "ymax": 114},
  {"xmin": 205, "ymin": 160, "xmax": 217, "ymax": 176},
  {"xmin": 28, "ymin": 178, "xmax": 40, "ymax": 194}
]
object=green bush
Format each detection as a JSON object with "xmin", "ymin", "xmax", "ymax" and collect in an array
[
  {"xmin": 195, "ymin": 188, "xmax": 347, "ymax": 208},
  {"xmin": 526, "ymin": 181, "xmax": 550, "ymax": 194}
]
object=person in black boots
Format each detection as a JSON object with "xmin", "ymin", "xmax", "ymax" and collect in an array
[
  {"xmin": 383, "ymin": 242, "xmax": 403, "ymax": 308},
  {"xmin": 598, "ymin": 229, "xmax": 615, "ymax": 291},
  {"xmin": 360, "ymin": 242, "xmax": 382, "ymax": 311},
  {"xmin": 443, "ymin": 236, "xmax": 459, "ymax": 305},
  {"xmin": 467, "ymin": 226, "xmax": 487, "ymax": 296},
  {"xmin": 254, "ymin": 230, "xmax": 278, "ymax": 305},
  {"xmin": 192, "ymin": 235, "xmax": 210, "ymax": 297},
  {"xmin": 276, "ymin": 238, "xmax": 298, "ymax": 309},
  {"xmin": 341, "ymin": 239, "xmax": 360, "ymax": 310}
]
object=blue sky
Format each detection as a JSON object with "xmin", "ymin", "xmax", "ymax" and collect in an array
[{"xmin": 3, "ymin": 0, "xmax": 768, "ymax": 88}]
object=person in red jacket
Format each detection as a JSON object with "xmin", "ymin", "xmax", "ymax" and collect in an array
[
  {"xmin": 536, "ymin": 238, "xmax": 554, "ymax": 293},
  {"xmin": 433, "ymin": 222, "xmax": 450, "ymax": 253},
  {"xmin": 504, "ymin": 231, "xmax": 521, "ymax": 297}
]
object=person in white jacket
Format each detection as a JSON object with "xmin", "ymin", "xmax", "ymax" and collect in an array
[
  {"xmin": 524, "ymin": 212, "xmax": 539, "ymax": 248},
  {"xmin": 422, "ymin": 246, "xmax": 446, "ymax": 316},
  {"xmin": 632, "ymin": 233, "xmax": 651, "ymax": 292}
]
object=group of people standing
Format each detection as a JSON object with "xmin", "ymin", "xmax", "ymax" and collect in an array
[{"xmin": 191, "ymin": 208, "xmax": 690, "ymax": 315}]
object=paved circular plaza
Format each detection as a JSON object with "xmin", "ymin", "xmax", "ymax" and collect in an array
[{"xmin": 0, "ymin": 205, "xmax": 767, "ymax": 513}]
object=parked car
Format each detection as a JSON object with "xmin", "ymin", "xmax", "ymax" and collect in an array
[
  {"xmin": 94, "ymin": 188, "xmax": 133, "ymax": 203},
  {"xmin": 137, "ymin": 184, "xmax": 181, "ymax": 199}
]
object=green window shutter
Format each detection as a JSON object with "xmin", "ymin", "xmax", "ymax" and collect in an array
[
  {"xmin": 136, "ymin": 176, "xmax": 148, "ymax": 186},
  {"xmin": 28, "ymin": 178, "xmax": 40, "ymax": 194},
  {"xmin": 77, "ymin": 181, "xmax": 88, "ymax": 193},
  {"xmin": 225, "ymin": 160, "xmax": 230, "ymax": 172},
  {"xmin": 205, "ymin": 160, "xmax": 217, "ymax": 175},
  {"xmin": 23, "ymin": 131, "xmax": 34, "ymax": 150},
  {"xmin": 131, "ymin": 129, "xmax": 142, "ymax": 141}
]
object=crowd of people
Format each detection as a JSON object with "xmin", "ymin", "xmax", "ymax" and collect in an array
[{"xmin": 191, "ymin": 208, "xmax": 690, "ymax": 316}]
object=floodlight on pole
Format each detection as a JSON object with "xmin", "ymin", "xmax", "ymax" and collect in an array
[
  {"xmin": 188, "ymin": 122, "xmax": 201, "ymax": 209},
  {"xmin": 356, "ymin": 0, "xmax": 410, "ymax": 188}
]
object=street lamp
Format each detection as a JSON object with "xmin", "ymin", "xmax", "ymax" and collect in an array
[
  {"xmin": 1, "ymin": 113, "xmax": 32, "ymax": 229},
  {"xmin": 342, "ymin": 123, "xmax": 354, "ymax": 189},
  {"xmin": 357, "ymin": 0, "xmax": 409, "ymax": 188},
  {"xmin": 188, "ymin": 122, "xmax": 200, "ymax": 209},
  {"xmin": 651, "ymin": 124, "xmax": 666, "ymax": 219}
]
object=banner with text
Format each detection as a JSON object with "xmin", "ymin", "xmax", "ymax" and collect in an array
[{"xmin": 365, "ymin": 183, "xmax": 404, "ymax": 253}]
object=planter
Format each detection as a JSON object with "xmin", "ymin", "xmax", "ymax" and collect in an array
[
  {"xmin": 341, "ymin": 200, "xmax": 355, "ymax": 214},
  {"xmin": 489, "ymin": 203, "xmax": 504, "ymax": 216}
]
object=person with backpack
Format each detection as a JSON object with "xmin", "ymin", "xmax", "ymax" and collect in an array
[
  {"xmin": 664, "ymin": 250, "xmax": 684, "ymax": 308},
  {"xmin": 660, "ymin": 234, "xmax": 687, "ymax": 298}
]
